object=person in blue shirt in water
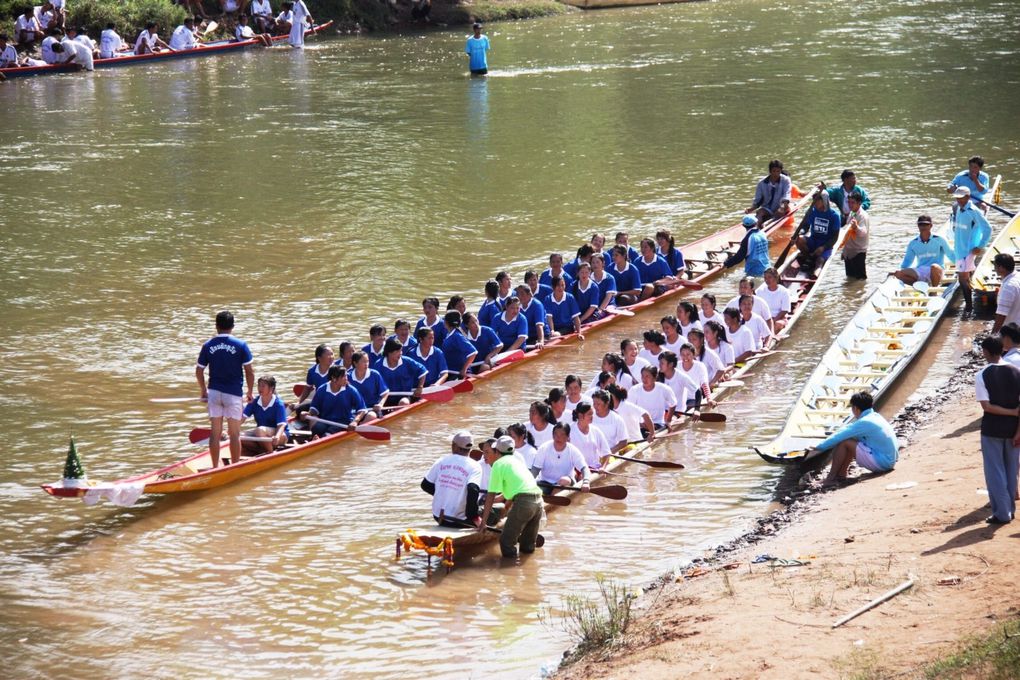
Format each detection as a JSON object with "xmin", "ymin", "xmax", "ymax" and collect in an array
[
  {"xmin": 465, "ymin": 22, "xmax": 489, "ymax": 75},
  {"xmin": 810, "ymin": 391, "xmax": 899, "ymax": 488},
  {"xmin": 947, "ymin": 155, "xmax": 991, "ymax": 207}
]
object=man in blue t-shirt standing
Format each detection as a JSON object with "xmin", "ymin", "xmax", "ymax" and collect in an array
[
  {"xmin": 196, "ymin": 310, "xmax": 255, "ymax": 467},
  {"xmin": 465, "ymin": 22, "xmax": 489, "ymax": 75}
]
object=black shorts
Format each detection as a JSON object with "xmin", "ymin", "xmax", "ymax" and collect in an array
[
  {"xmin": 844, "ymin": 252, "xmax": 867, "ymax": 279},
  {"xmin": 470, "ymin": 68, "xmax": 488, "ymax": 75}
]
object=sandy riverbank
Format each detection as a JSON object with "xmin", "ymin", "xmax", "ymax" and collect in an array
[{"xmin": 555, "ymin": 349, "xmax": 1020, "ymax": 679}]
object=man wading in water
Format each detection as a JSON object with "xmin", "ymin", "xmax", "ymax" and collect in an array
[{"xmin": 465, "ymin": 22, "xmax": 489, "ymax": 75}]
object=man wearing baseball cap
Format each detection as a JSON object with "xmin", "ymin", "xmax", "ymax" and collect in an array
[
  {"xmin": 949, "ymin": 185, "xmax": 992, "ymax": 313},
  {"xmin": 421, "ymin": 431, "xmax": 483, "ymax": 527},
  {"xmin": 478, "ymin": 435, "xmax": 544, "ymax": 558},
  {"xmin": 723, "ymin": 215, "xmax": 770, "ymax": 276},
  {"xmin": 891, "ymin": 215, "xmax": 953, "ymax": 286}
]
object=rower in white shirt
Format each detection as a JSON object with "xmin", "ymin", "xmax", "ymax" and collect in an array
[
  {"xmin": 657, "ymin": 351, "xmax": 701, "ymax": 410},
  {"xmin": 628, "ymin": 366, "xmax": 678, "ymax": 428},
  {"xmin": 169, "ymin": 18, "xmax": 200, "ymax": 51},
  {"xmin": 135, "ymin": 22, "xmax": 171, "ymax": 55},
  {"xmin": 276, "ymin": 2, "xmax": 295, "ymax": 34},
  {"xmin": 99, "ymin": 23, "xmax": 128, "ymax": 58},
  {"xmin": 738, "ymin": 295, "xmax": 772, "ymax": 347},
  {"xmin": 726, "ymin": 277, "xmax": 774, "ymax": 334},
  {"xmin": 723, "ymin": 308, "xmax": 757, "ymax": 364},
  {"xmin": 756, "ymin": 267, "xmax": 792, "ymax": 335},
  {"xmin": 606, "ymin": 384, "xmax": 655, "ymax": 443},
  {"xmin": 638, "ymin": 329, "xmax": 666, "ymax": 367},
  {"xmin": 40, "ymin": 33, "xmax": 60, "ymax": 63},
  {"xmin": 66, "ymin": 26, "xmax": 96, "ymax": 54},
  {"xmin": 58, "ymin": 35, "xmax": 93, "ymax": 70}
]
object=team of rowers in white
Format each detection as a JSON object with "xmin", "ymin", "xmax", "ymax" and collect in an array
[{"xmin": 1, "ymin": 0, "xmax": 315, "ymax": 71}]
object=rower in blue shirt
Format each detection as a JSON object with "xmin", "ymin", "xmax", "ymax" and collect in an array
[
  {"xmin": 809, "ymin": 391, "xmax": 898, "ymax": 488},
  {"xmin": 794, "ymin": 191, "xmax": 842, "ymax": 269},
  {"xmin": 545, "ymin": 276, "xmax": 583, "ymax": 338},
  {"xmin": 442, "ymin": 311, "xmax": 478, "ymax": 379},
  {"xmin": 892, "ymin": 214, "xmax": 954, "ymax": 286},
  {"xmin": 608, "ymin": 245, "xmax": 643, "ymax": 306},
  {"xmin": 410, "ymin": 327, "xmax": 450, "ymax": 386},
  {"xmin": 495, "ymin": 271, "xmax": 514, "ymax": 308},
  {"xmin": 947, "ymin": 155, "xmax": 991, "ymax": 204},
  {"xmin": 293, "ymin": 343, "xmax": 335, "ymax": 420},
  {"xmin": 590, "ymin": 254, "xmax": 618, "ymax": 312},
  {"xmin": 490, "ymin": 296, "xmax": 530, "ymax": 353},
  {"xmin": 725, "ymin": 215, "xmax": 771, "ymax": 276},
  {"xmin": 241, "ymin": 375, "xmax": 290, "ymax": 455},
  {"xmin": 517, "ymin": 285, "xmax": 547, "ymax": 348},
  {"xmin": 572, "ymin": 262, "xmax": 604, "ymax": 325},
  {"xmin": 390, "ymin": 319, "xmax": 419, "ymax": 356},
  {"xmin": 306, "ymin": 365, "xmax": 368, "ymax": 438},
  {"xmin": 415, "ymin": 297, "xmax": 447, "ymax": 347},
  {"xmin": 655, "ymin": 230, "xmax": 686, "ymax": 276},
  {"xmin": 477, "ymin": 279, "xmax": 503, "ymax": 328},
  {"xmin": 361, "ymin": 324, "xmax": 387, "ymax": 367},
  {"xmin": 949, "ymin": 185, "xmax": 993, "ymax": 312},
  {"xmin": 540, "ymin": 253, "xmax": 575, "ymax": 289},
  {"xmin": 563, "ymin": 244, "xmax": 594, "ymax": 280},
  {"xmin": 464, "ymin": 312, "xmax": 504, "ymax": 372},
  {"xmin": 633, "ymin": 238, "xmax": 675, "ymax": 297},
  {"xmin": 347, "ymin": 351, "xmax": 389, "ymax": 418},
  {"xmin": 524, "ymin": 270, "xmax": 553, "ymax": 302},
  {"xmin": 377, "ymin": 338, "xmax": 428, "ymax": 406}
]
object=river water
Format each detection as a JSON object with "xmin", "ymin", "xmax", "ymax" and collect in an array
[{"xmin": 2, "ymin": 0, "xmax": 1019, "ymax": 677}]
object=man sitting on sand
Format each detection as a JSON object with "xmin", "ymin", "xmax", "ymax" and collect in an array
[{"xmin": 809, "ymin": 391, "xmax": 899, "ymax": 488}]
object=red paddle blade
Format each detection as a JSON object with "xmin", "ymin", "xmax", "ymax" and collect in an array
[
  {"xmin": 679, "ymin": 280, "xmax": 704, "ymax": 290},
  {"xmin": 293, "ymin": 384, "xmax": 306, "ymax": 398},
  {"xmin": 590, "ymin": 484, "xmax": 628, "ymax": 500},
  {"xmin": 543, "ymin": 494, "xmax": 571, "ymax": 507},
  {"xmin": 189, "ymin": 428, "xmax": 212, "ymax": 444},
  {"xmin": 355, "ymin": 425, "xmax": 391, "ymax": 442},
  {"xmin": 494, "ymin": 349, "xmax": 525, "ymax": 366},
  {"xmin": 698, "ymin": 412, "xmax": 727, "ymax": 423},
  {"xmin": 421, "ymin": 387, "xmax": 455, "ymax": 403},
  {"xmin": 449, "ymin": 379, "xmax": 474, "ymax": 394}
]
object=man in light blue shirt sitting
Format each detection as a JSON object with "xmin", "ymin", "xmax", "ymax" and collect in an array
[
  {"xmin": 465, "ymin": 22, "xmax": 489, "ymax": 75},
  {"xmin": 947, "ymin": 155, "xmax": 991, "ymax": 204},
  {"xmin": 811, "ymin": 391, "xmax": 899, "ymax": 488},
  {"xmin": 891, "ymin": 214, "xmax": 954, "ymax": 286},
  {"xmin": 949, "ymin": 185, "xmax": 992, "ymax": 313}
]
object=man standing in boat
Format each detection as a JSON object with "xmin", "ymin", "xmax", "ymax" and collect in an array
[
  {"xmin": 196, "ymin": 311, "xmax": 255, "ymax": 467},
  {"xmin": 746, "ymin": 160, "xmax": 792, "ymax": 226},
  {"xmin": 421, "ymin": 431, "xmax": 483, "ymax": 528},
  {"xmin": 465, "ymin": 22, "xmax": 489, "ymax": 76},
  {"xmin": 949, "ymin": 185, "xmax": 992, "ymax": 314}
]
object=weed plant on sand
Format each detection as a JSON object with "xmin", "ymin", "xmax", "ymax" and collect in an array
[{"xmin": 543, "ymin": 576, "xmax": 634, "ymax": 658}]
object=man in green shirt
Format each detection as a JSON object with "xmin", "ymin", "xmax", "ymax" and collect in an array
[{"xmin": 479, "ymin": 436, "xmax": 544, "ymax": 558}]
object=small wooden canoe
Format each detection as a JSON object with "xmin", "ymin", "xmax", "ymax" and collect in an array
[
  {"xmin": 42, "ymin": 188, "xmax": 814, "ymax": 505},
  {"xmin": 0, "ymin": 22, "xmax": 333, "ymax": 79},
  {"xmin": 754, "ymin": 215, "xmax": 968, "ymax": 465},
  {"xmin": 970, "ymin": 178, "xmax": 1016, "ymax": 304}
]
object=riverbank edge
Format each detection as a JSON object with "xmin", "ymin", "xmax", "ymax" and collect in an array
[
  {"xmin": 552, "ymin": 340, "xmax": 1020, "ymax": 678},
  {"xmin": 327, "ymin": 0, "xmax": 577, "ymax": 33}
]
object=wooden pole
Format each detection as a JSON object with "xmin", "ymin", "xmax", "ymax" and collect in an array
[{"xmin": 832, "ymin": 577, "xmax": 914, "ymax": 629}]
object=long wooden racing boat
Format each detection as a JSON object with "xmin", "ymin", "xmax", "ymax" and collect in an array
[
  {"xmin": 396, "ymin": 214, "xmax": 844, "ymax": 567},
  {"xmin": 0, "ymin": 22, "xmax": 333, "ymax": 79},
  {"xmin": 970, "ymin": 179, "xmax": 1016, "ymax": 305},
  {"xmin": 754, "ymin": 214, "xmax": 974, "ymax": 465},
  {"xmin": 41, "ymin": 187, "xmax": 813, "ymax": 505}
]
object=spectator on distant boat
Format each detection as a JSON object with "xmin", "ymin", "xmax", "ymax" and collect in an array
[
  {"xmin": 170, "ymin": 17, "xmax": 200, "ymax": 50},
  {"xmin": 99, "ymin": 23, "xmax": 128, "ymax": 59},
  {"xmin": 422, "ymin": 430, "xmax": 483, "ymax": 527},
  {"xmin": 1000, "ymin": 323, "xmax": 1020, "ymax": 369},
  {"xmin": 746, "ymin": 159, "xmax": 792, "ymax": 226},
  {"xmin": 724, "ymin": 215, "xmax": 770, "ymax": 276},
  {"xmin": 465, "ymin": 22, "xmax": 489, "ymax": 75},
  {"xmin": 287, "ymin": 0, "xmax": 313, "ymax": 47},
  {"xmin": 411, "ymin": 0, "xmax": 432, "ymax": 23},
  {"xmin": 58, "ymin": 32, "xmax": 92, "ymax": 69},
  {"xmin": 794, "ymin": 191, "xmax": 841, "ymax": 271},
  {"xmin": 948, "ymin": 155, "xmax": 991, "ymax": 205},
  {"xmin": 40, "ymin": 29, "xmax": 62, "ymax": 63},
  {"xmin": 634, "ymin": 238, "xmax": 676, "ymax": 297},
  {"xmin": 135, "ymin": 22, "xmax": 171, "ymax": 55},
  {"xmin": 0, "ymin": 34, "xmax": 21, "ymax": 67},
  {"xmin": 949, "ymin": 185, "xmax": 992, "ymax": 313},
  {"xmin": 841, "ymin": 190, "xmax": 870, "ymax": 280},
  {"xmin": 810, "ymin": 391, "xmax": 899, "ymax": 489},
  {"xmin": 991, "ymin": 254, "xmax": 1020, "ymax": 333},
  {"xmin": 540, "ymin": 252, "xmax": 574, "ymax": 290},
  {"xmin": 891, "ymin": 214, "xmax": 953, "ymax": 286},
  {"xmin": 196, "ymin": 310, "xmax": 255, "ymax": 467},
  {"xmin": 250, "ymin": 0, "xmax": 276, "ymax": 33},
  {"xmin": 275, "ymin": 2, "xmax": 294, "ymax": 35},
  {"xmin": 234, "ymin": 14, "xmax": 271, "ymax": 45},
  {"xmin": 67, "ymin": 26, "xmax": 96, "ymax": 56},
  {"xmin": 613, "ymin": 231, "xmax": 641, "ymax": 263},
  {"xmin": 974, "ymin": 336, "xmax": 1020, "ymax": 523},
  {"xmin": 820, "ymin": 169, "xmax": 871, "ymax": 225},
  {"xmin": 14, "ymin": 9, "xmax": 42, "ymax": 52}
]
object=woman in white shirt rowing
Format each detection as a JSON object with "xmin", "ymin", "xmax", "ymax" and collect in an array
[{"xmin": 676, "ymin": 301, "xmax": 703, "ymax": 337}]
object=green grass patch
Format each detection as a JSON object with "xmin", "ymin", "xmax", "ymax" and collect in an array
[
  {"xmin": 923, "ymin": 617, "xmax": 1020, "ymax": 680},
  {"xmin": 443, "ymin": 0, "xmax": 574, "ymax": 24},
  {"xmin": 541, "ymin": 576, "xmax": 636, "ymax": 662}
]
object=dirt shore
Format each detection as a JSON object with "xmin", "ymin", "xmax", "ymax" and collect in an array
[{"xmin": 556, "ymin": 350, "xmax": 1020, "ymax": 679}]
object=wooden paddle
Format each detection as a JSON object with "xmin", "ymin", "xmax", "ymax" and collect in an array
[
  {"xmin": 188, "ymin": 428, "xmax": 275, "ymax": 445},
  {"xmin": 150, "ymin": 396, "xmax": 206, "ymax": 403},
  {"xmin": 771, "ymin": 207, "xmax": 809, "ymax": 269},
  {"xmin": 603, "ymin": 306, "xmax": 635, "ymax": 317},
  {"xmin": 676, "ymin": 279, "xmax": 704, "ymax": 290},
  {"xmin": 543, "ymin": 494, "xmax": 571, "ymax": 507},
  {"xmin": 202, "ymin": 20, "xmax": 219, "ymax": 35},
  {"xmin": 388, "ymin": 384, "xmax": 455, "ymax": 402},
  {"xmin": 303, "ymin": 416, "xmax": 391, "ymax": 441},
  {"xmin": 971, "ymin": 196, "xmax": 1015, "ymax": 218},
  {"xmin": 439, "ymin": 517, "xmax": 546, "ymax": 548},
  {"xmin": 716, "ymin": 380, "xmax": 745, "ymax": 388},
  {"xmin": 547, "ymin": 483, "xmax": 627, "ymax": 500},
  {"xmin": 293, "ymin": 383, "xmax": 311, "ymax": 398},
  {"xmin": 609, "ymin": 452, "xmax": 685, "ymax": 469}
]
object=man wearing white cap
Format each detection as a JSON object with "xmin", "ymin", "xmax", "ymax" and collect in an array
[
  {"xmin": 478, "ymin": 435, "xmax": 545, "ymax": 558},
  {"xmin": 421, "ymin": 431, "xmax": 483, "ymax": 527},
  {"xmin": 950, "ymin": 185, "xmax": 992, "ymax": 313}
]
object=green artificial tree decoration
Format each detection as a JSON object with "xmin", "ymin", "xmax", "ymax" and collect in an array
[{"xmin": 62, "ymin": 437, "xmax": 87, "ymax": 481}]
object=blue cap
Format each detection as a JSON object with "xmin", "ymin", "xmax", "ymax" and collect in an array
[{"xmin": 742, "ymin": 215, "xmax": 758, "ymax": 228}]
